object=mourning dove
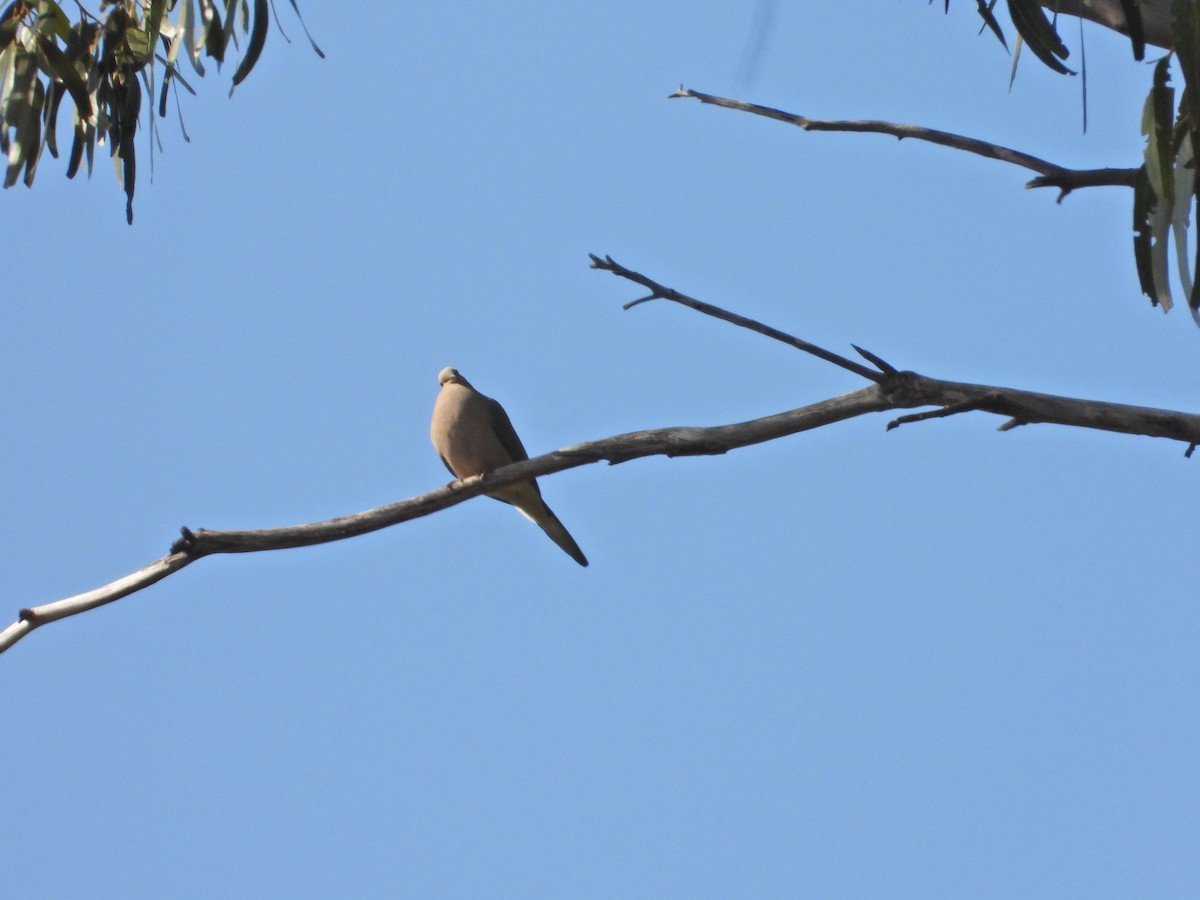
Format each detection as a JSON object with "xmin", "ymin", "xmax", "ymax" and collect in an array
[{"xmin": 430, "ymin": 367, "xmax": 588, "ymax": 567}]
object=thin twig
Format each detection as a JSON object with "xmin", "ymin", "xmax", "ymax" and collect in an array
[
  {"xmin": 589, "ymin": 254, "xmax": 886, "ymax": 382},
  {"xmin": 670, "ymin": 87, "xmax": 1137, "ymax": 195},
  {"xmin": 886, "ymin": 398, "xmax": 989, "ymax": 431}
]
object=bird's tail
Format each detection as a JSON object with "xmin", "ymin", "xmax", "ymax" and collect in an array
[
  {"xmin": 533, "ymin": 502, "xmax": 589, "ymax": 567},
  {"xmin": 496, "ymin": 480, "xmax": 589, "ymax": 567}
]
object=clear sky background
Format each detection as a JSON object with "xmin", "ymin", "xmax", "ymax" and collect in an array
[{"xmin": 5, "ymin": 3, "xmax": 1198, "ymax": 897}]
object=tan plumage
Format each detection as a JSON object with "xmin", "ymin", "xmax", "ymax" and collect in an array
[{"xmin": 430, "ymin": 367, "xmax": 588, "ymax": 567}]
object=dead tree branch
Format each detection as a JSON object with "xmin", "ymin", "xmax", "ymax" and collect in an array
[
  {"xmin": 669, "ymin": 87, "xmax": 1138, "ymax": 201},
  {"xmin": 1, "ymin": 387, "xmax": 889, "ymax": 656},
  {"xmin": 5, "ymin": 255, "xmax": 1199, "ymax": 657},
  {"xmin": 1047, "ymin": 0, "xmax": 1171, "ymax": 50}
]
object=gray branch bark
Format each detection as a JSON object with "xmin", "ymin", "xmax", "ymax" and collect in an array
[
  {"xmin": 670, "ymin": 88, "xmax": 1137, "ymax": 200},
  {"xmin": 1049, "ymin": 0, "xmax": 1172, "ymax": 50},
  {"xmin": 4, "ymin": 256, "xmax": 1198, "ymax": 657}
]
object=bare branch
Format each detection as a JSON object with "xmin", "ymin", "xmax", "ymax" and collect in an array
[
  {"xmin": 591, "ymin": 255, "xmax": 1200, "ymax": 445},
  {"xmin": 8, "ymin": 255, "xmax": 1200, "ymax": 657},
  {"xmin": 588, "ymin": 254, "xmax": 886, "ymax": 382},
  {"xmin": 669, "ymin": 87, "xmax": 1138, "ymax": 198},
  {"xmin": 0, "ymin": 386, "xmax": 891, "ymax": 656}
]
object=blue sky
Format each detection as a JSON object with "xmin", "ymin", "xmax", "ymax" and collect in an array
[{"xmin": 5, "ymin": 3, "xmax": 1198, "ymax": 897}]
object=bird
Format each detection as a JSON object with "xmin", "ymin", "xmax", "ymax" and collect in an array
[{"xmin": 430, "ymin": 366, "xmax": 588, "ymax": 567}]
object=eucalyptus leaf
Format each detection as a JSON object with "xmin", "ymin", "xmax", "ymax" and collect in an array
[
  {"xmin": 1005, "ymin": 0, "xmax": 1073, "ymax": 75},
  {"xmin": 231, "ymin": 0, "xmax": 267, "ymax": 89},
  {"xmin": 1133, "ymin": 166, "xmax": 1158, "ymax": 303},
  {"xmin": 1118, "ymin": 0, "xmax": 1146, "ymax": 60}
]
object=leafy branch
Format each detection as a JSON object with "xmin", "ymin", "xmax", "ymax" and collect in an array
[
  {"xmin": 0, "ymin": 0, "xmax": 321, "ymax": 222},
  {"xmin": 933, "ymin": 1, "xmax": 1200, "ymax": 319}
]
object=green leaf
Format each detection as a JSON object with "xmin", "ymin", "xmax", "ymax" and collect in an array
[
  {"xmin": 123, "ymin": 26, "xmax": 151, "ymax": 62},
  {"xmin": 204, "ymin": 0, "xmax": 226, "ymax": 65},
  {"xmin": 220, "ymin": 0, "xmax": 240, "ymax": 64},
  {"xmin": 1142, "ymin": 55, "xmax": 1175, "ymax": 205},
  {"xmin": 116, "ymin": 70, "xmax": 140, "ymax": 223},
  {"xmin": 145, "ymin": 0, "xmax": 167, "ymax": 62},
  {"xmin": 1133, "ymin": 166, "xmax": 1158, "ymax": 304},
  {"xmin": 975, "ymin": 0, "xmax": 1008, "ymax": 51},
  {"xmin": 1171, "ymin": 0, "xmax": 1200, "ymax": 150},
  {"xmin": 0, "ymin": 1, "xmax": 22, "ymax": 55},
  {"xmin": 1140, "ymin": 54, "xmax": 1177, "ymax": 311},
  {"xmin": 1119, "ymin": 0, "xmax": 1146, "ymax": 61},
  {"xmin": 21, "ymin": 74, "xmax": 44, "ymax": 185},
  {"xmin": 4, "ymin": 49, "xmax": 41, "ymax": 189},
  {"xmin": 285, "ymin": 0, "xmax": 324, "ymax": 58},
  {"xmin": 36, "ymin": 33, "xmax": 92, "ymax": 120},
  {"xmin": 33, "ymin": 0, "xmax": 71, "ymax": 43},
  {"xmin": 66, "ymin": 114, "xmax": 94, "ymax": 178},
  {"xmin": 1008, "ymin": 32, "xmax": 1021, "ymax": 89},
  {"xmin": 42, "ymin": 79, "xmax": 63, "ymax": 156},
  {"xmin": 1005, "ymin": 0, "xmax": 1073, "ymax": 75},
  {"xmin": 169, "ymin": 0, "xmax": 188, "ymax": 67},
  {"xmin": 231, "ymin": 0, "xmax": 267, "ymax": 88},
  {"xmin": 1169, "ymin": 132, "xmax": 1196, "ymax": 306}
]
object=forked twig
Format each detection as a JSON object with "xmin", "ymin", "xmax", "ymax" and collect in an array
[
  {"xmin": 669, "ymin": 87, "xmax": 1138, "ymax": 201},
  {"xmin": 588, "ymin": 254, "xmax": 887, "ymax": 382},
  {"xmin": 6, "ymin": 256, "xmax": 1200, "ymax": 656}
]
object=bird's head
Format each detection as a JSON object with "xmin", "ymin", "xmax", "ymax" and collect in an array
[{"xmin": 438, "ymin": 367, "xmax": 464, "ymax": 386}]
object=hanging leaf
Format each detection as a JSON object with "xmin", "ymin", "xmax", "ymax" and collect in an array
[
  {"xmin": 115, "ymin": 69, "xmax": 140, "ymax": 223},
  {"xmin": 144, "ymin": 0, "xmax": 167, "ymax": 63},
  {"xmin": 4, "ymin": 49, "xmax": 41, "ymax": 188},
  {"xmin": 0, "ymin": 1, "xmax": 22, "ymax": 55},
  {"xmin": 1133, "ymin": 166, "xmax": 1159, "ymax": 304},
  {"xmin": 42, "ymin": 78, "xmax": 63, "ymax": 156},
  {"xmin": 1118, "ymin": 0, "xmax": 1146, "ymax": 61},
  {"xmin": 21, "ymin": 75, "xmax": 44, "ymax": 185},
  {"xmin": 230, "ymin": 0, "xmax": 267, "ymax": 89},
  {"xmin": 1141, "ymin": 55, "xmax": 1177, "ymax": 310},
  {"xmin": 0, "ymin": 0, "xmax": 323, "ymax": 219},
  {"xmin": 36, "ymin": 34, "xmax": 92, "ymax": 120},
  {"xmin": 33, "ymin": 0, "xmax": 72, "ymax": 43},
  {"xmin": 975, "ymin": 0, "xmax": 1008, "ymax": 51},
  {"xmin": 1005, "ymin": 0, "xmax": 1073, "ymax": 74},
  {"xmin": 285, "ymin": 0, "xmax": 324, "ymax": 58},
  {"xmin": 219, "ymin": 0, "xmax": 241, "ymax": 67},
  {"xmin": 1170, "ymin": 132, "xmax": 1195, "ymax": 304},
  {"xmin": 1008, "ymin": 32, "xmax": 1023, "ymax": 89},
  {"xmin": 205, "ymin": 1, "xmax": 226, "ymax": 65},
  {"xmin": 1171, "ymin": 0, "xmax": 1200, "ymax": 154},
  {"xmin": 1143, "ymin": 55, "xmax": 1175, "ymax": 205}
]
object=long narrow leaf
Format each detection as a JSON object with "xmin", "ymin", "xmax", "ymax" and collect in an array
[
  {"xmin": 1170, "ymin": 132, "xmax": 1195, "ymax": 304},
  {"xmin": 42, "ymin": 77, "xmax": 63, "ymax": 156},
  {"xmin": 1142, "ymin": 55, "xmax": 1175, "ymax": 206},
  {"xmin": 4, "ymin": 49, "xmax": 39, "ymax": 188},
  {"xmin": 21, "ymin": 75, "xmax": 44, "ymax": 184},
  {"xmin": 1133, "ymin": 166, "xmax": 1158, "ymax": 303},
  {"xmin": 0, "ymin": 1, "xmax": 21, "ymax": 55},
  {"xmin": 1006, "ymin": 0, "xmax": 1073, "ymax": 75},
  {"xmin": 1119, "ymin": 0, "xmax": 1146, "ymax": 60},
  {"xmin": 231, "ymin": 0, "xmax": 267, "ymax": 88},
  {"xmin": 36, "ymin": 33, "xmax": 91, "ymax": 119},
  {"xmin": 975, "ymin": 0, "xmax": 1008, "ymax": 50},
  {"xmin": 1008, "ymin": 32, "xmax": 1023, "ymax": 89},
  {"xmin": 145, "ymin": 0, "xmax": 167, "ymax": 62},
  {"xmin": 286, "ymin": 0, "xmax": 323, "ymax": 58}
]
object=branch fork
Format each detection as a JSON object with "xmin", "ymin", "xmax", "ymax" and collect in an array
[{"xmin": 5, "ymin": 256, "xmax": 1198, "ymax": 656}]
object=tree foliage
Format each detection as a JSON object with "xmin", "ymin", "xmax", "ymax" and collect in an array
[
  {"xmin": 0, "ymin": 0, "xmax": 320, "ymax": 222},
  {"xmin": 957, "ymin": 0, "xmax": 1200, "ymax": 319}
]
